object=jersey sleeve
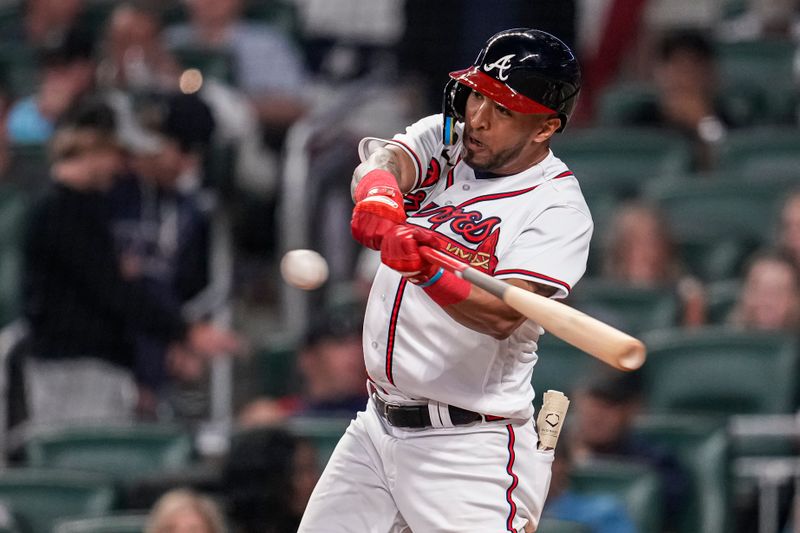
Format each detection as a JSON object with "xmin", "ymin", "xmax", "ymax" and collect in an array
[
  {"xmin": 494, "ymin": 205, "xmax": 593, "ymax": 299},
  {"xmin": 358, "ymin": 114, "xmax": 444, "ymax": 190}
]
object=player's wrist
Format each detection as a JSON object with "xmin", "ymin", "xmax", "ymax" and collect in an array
[
  {"xmin": 415, "ymin": 267, "xmax": 444, "ymax": 287},
  {"xmin": 421, "ymin": 269, "xmax": 470, "ymax": 307},
  {"xmin": 353, "ymin": 169, "xmax": 406, "ymax": 225},
  {"xmin": 354, "ymin": 169, "xmax": 401, "ymax": 203}
]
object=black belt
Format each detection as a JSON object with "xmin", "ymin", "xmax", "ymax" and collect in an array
[{"xmin": 373, "ymin": 393, "xmax": 482, "ymax": 428}]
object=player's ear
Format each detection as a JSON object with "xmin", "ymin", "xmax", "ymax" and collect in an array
[{"xmin": 532, "ymin": 116, "xmax": 562, "ymax": 143}]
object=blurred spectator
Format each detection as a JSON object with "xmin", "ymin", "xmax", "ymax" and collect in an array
[
  {"xmin": 223, "ymin": 427, "xmax": 319, "ymax": 533},
  {"xmin": 165, "ymin": 0, "xmax": 308, "ymax": 142},
  {"xmin": 728, "ymin": 250, "xmax": 800, "ymax": 331},
  {"xmin": 717, "ymin": 0, "xmax": 800, "ymax": 42},
  {"xmin": 238, "ymin": 307, "xmax": 367, "ymax": 427},
  {"xmin": 603, "ymin": 201, "xmax": 706, "ymax": 327},
  {"xmin": 603, "ymin": 202, "xmax": 679, "ymax": 285},
  {"xmin": 97, "ymin": 2, "xmax": 181, "ymax": 92},
  {"xmin": 21, "ymin": 101, "xmax": 241, "ymax": 426},
  {"xmin": 628, "ymin": 30, "xmax": 736, "ymax": 170},
  {"xmin": 110, "ymin": 92, "xmax": 216, "ymax": 415},
  {"xmin": 146, "ymin": 488, "xmax": 228, "ymax": 533},
  {"xmin": 7, "ymin": 27, "xmax": 97, "ymax": 143},
  {"xmin": 99, "ymin": 2, "xmax": 278, "ymax": 198},
  {"xmin": 571, "ymin": 366, "xmax": 688, "ymax": 529},
  {"xmin": 543, "ymin": 437, "xmax": 637, "ymax": 533}
]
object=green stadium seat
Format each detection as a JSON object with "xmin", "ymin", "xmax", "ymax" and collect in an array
[
  {"xmin": 26, "ymin": 425, "xmax": 194, "ymax": 482},
  {"xmin": 533, "ymin": 335, "xmax": 596, "ymax": 398},
  {"xmin": 567, "ymin": 279, "xmax": 679, "ymax": 336},
  {"xmin": 641, "ymin": 327, "xmax": 800, "ymax": 415},
  {"xmin": 536, "ymin": 518, "xmax": 591, "ymax": 533},
  {"xmin": 680, "ymin": 240, "xmax": 749, "ymax": 283},
  {"xmin": 0, "ymin": 4, "xmax": 20, "ymax": 33},
  {"xmin": 645, "ymin": 178, "xmax": 786, "ymax": 280},
  {"xmin": 704, "ymin": 278, "xmax": 741, "ymax": 325},
  {"xmin": 720, "ymin": 0, "xmax": 747, "ymax": 17},
  {"xmin": 54, "ymin": 513, "xmax": 147, "ymax": 533},
  {"xmin": 717, "ymin": 41, "xmax": 797, "ymax": 122},
  {"xmin": 596, "ymin": 81, "xmax": 763, "ymax": 129},
  {"xmin": 646, "ymin": 177, "xmax": 784, "ymax": 244},
  {"xmin": 716, "ymin": 127, "xmax": 800, "ymax": 172},
  {"xmin": 0, "ymin": 469, "xmax": 117, "ymax": 533},
  {"xmin": 256, "ymin": 338, "xmax": 299, "ymax": 397},
  {"xmin": 287, "ymin": 416, "xmax": 351, "ymax": 468},
  {"xmin": 633, "ymin": 415, "xmax": 731, "ymax": 533},
  {"xmin": 595, "ymin": 82, "xmax": 658, "ymax": 126},
  {"xmin": 551, "ymin": 128, "xmax": 692, "ymax": 199},
  {"xmin": 0, "ymin": 44, "xmax": 37, "ymax": 98},
  {"xmin": 570, "ymin": 459, "xmax": 663, "ymax": 533}
]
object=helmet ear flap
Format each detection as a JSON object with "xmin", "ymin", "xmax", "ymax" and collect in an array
[{"xmin": 442, "ymin": 79, "xmax": 472, "ymax": 145}]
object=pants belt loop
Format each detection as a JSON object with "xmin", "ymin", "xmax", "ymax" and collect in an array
[{"xmin": 427, "ymin": 401, "xmax": 455, "ymax": 428}]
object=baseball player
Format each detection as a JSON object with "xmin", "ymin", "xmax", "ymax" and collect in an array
[{"xmin": 298, "ymin": 28, "xmax": 592, "ymax": 533}]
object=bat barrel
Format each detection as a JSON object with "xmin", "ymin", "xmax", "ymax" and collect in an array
[{"xmin": 419, "ymin": 245, "xmax": 648, "ymax": 372}]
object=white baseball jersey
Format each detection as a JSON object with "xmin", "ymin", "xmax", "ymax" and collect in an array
[{"xmin": 359, "ymin": 114, "xmax": 593, "ymax": 420}]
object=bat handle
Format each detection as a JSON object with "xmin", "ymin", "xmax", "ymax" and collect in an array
[
  {"xmin": 419, "ymin": 246, "xmax": 466, "ymax": 274},
  {"xmin": 419, "ymin": 245, "xmax": 512, "ymax": 300}
]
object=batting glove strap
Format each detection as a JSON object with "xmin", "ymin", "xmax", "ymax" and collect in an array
[
  {"xmin": 421, "ymin": 269, "xmax": 471, "ymax": 307},
  {"xmin": 415, "ymin": 267, "xmax": 445, "ymax": 287}
]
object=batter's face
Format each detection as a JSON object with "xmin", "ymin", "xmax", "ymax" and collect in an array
[{"xmin": 461, "ymin": 89, "xmax": 561, "ymax": 175}]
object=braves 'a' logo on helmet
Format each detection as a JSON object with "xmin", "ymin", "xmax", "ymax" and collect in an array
[{"xmin": 483, "ymin": 54, "xmax": 515, "ymax": 81}]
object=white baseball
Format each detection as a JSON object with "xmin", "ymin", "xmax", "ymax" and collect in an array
[{"xmin": 280, "ymin": 249, "xmax": 329, "ymax": 290}]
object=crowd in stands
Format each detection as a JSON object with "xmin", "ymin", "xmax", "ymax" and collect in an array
[{"xmin": 0, "ymin": 0, "xmax": 796, "ymax": 532}]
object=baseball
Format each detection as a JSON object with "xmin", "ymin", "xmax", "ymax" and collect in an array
[{"xmin": 280, "ymin": 249, "xmax": 329, "ymax": 290}]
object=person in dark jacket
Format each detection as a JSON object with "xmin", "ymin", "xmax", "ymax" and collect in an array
[
  {"xmin": 22, "ymin": 101, "xmax": 240, "ymax": 426},
  {"xmin": 109, "ymin": 92, "xmax": 217, "ymax": 415}
]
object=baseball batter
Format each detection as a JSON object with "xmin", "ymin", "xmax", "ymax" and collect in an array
[{"xmin": 298, "ymin": 28, "xmax": 592, "ymax": 533}]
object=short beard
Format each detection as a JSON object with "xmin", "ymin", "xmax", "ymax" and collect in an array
[{"xmin": 461, "ymin": 136, "xmax": 529, "ymax": 175}]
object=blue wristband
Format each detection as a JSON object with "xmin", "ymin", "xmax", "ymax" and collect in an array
[{"xmin": 416, "ymin": 267, "xmax": 444, "ymax": 287}]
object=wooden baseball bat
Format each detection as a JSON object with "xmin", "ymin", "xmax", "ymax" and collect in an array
[{"xmin": 418, "ymin": 246, "xmax": 646, "ymax": 371}]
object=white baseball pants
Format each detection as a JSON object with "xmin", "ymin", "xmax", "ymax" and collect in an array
[{"xmin": 298, "ymin": 398, "xmax": 553, "ymax": 533}]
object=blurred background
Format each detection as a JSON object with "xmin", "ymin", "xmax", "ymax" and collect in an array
[{"xmin": 0, "ymin": 0, "xmax": 796, "ymax": 532}]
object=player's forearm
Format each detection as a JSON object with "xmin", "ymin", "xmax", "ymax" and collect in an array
[
  {"xmin": 439, "ymin": 278, "xmax": 534, "ymax": 339},
  {"xmin": 351, "ymin": 145, "xmax": 416, "ymax": 200}
]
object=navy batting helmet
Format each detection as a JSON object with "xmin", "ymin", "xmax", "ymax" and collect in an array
[{"xmin": 443, "ymin": 28, "xmax": 581, "ymax": 144}]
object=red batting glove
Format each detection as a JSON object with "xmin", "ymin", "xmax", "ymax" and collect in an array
[
  {"xmin": 351, "ymin": 169, "xmax": 406, "ymax": 250},
  {"xmin": 381, "ymin": 224, "xmax": 471, "ymax": 307},
  {"xmin": 380, "ymin": 224, "xmax": 442, "ymax": 284}
]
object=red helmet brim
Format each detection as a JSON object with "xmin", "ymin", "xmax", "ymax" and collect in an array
[{"xmin": 449, "ymin": 67, "xmax": 557, "ymax": 115}]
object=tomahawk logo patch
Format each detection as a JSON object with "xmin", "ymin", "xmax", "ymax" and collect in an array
[{"xmin": 483, "ymin": 54, "xmax": 515, "ymax": 81}]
